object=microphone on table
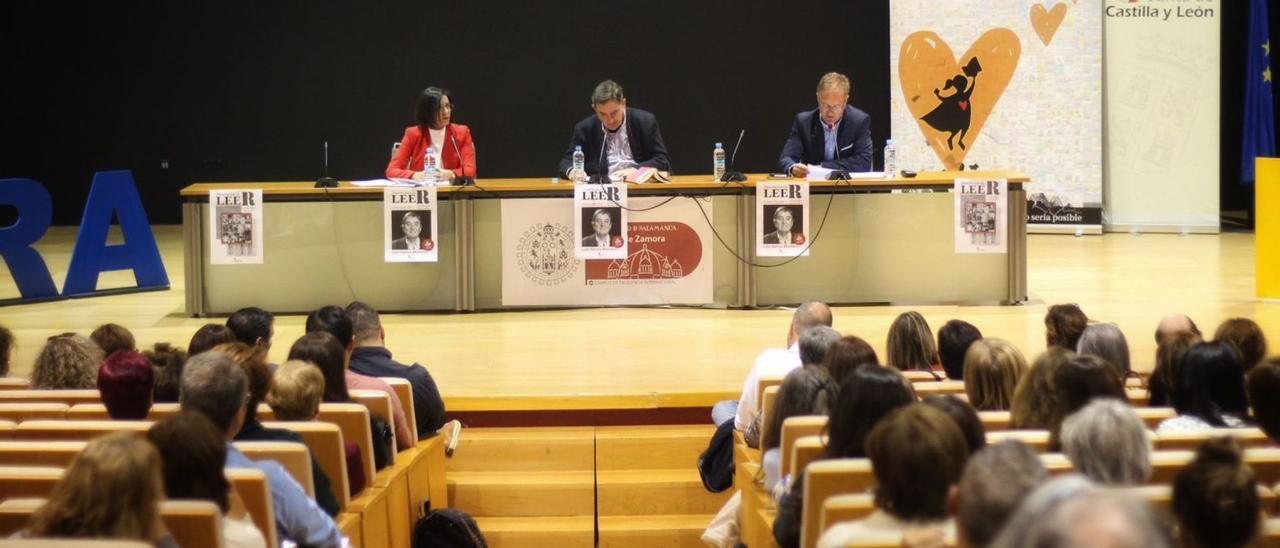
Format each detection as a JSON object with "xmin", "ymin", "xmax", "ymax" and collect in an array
[
  {"xmin": 448, "ymin": 129, "xmax": 474, "ymax": 186},
  {"xmin": 589, "ymin": 128, "xmax": 611, "ymax": 185},
  {"xmin": 314, "ymin": 141, "xmax": 339, "ymax": 188},
  {"xmin": 720, "ymin": 129, "xmax": 747, "ymax": 182},
  {"xmin": 827, "ymin": 133, "xmax": 850, "ymax": 181}
]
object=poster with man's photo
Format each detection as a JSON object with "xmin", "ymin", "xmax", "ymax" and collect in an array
[
  {"xmin": 954, "ymin": 178, "xmax": 1007, "ymax": 254},
  {"xmin": 209, "ymin": 189, "xmax": 264, "ymax": 264},
  {"xmin": 756, "ymin": 181, "xmax": 810, "ymax": 257},
  {"xmin": 384, "ymin": 187, "xmax": 438, "ymax": 262},
  {"xmin": 574, "ymin": 182, "xmax": 627, "ymax": 260}
]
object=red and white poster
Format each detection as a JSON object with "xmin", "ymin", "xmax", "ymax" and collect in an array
[{"xmin": 501, "ymin": 197, "xmax": 714, "ymax": 306}]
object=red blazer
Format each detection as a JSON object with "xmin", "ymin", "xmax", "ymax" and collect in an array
[{"xmin": 386, "ymin": 124, "xmax": 476, "ymax": 179}]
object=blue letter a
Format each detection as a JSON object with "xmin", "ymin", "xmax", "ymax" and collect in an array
[{"xmin": 62, "ymin": 170, "xmax": 170, "ymax": 296}]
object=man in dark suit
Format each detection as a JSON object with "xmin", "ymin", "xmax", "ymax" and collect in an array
[
  {"xmin": 582, "ymin": 209, "xmax": 614, "ymax": 247},
  {"xmin": 560, "ymin": 80, "xmax": 672, "ymax": 182},
  {"xmin": 778, "ymin": 72, "xmax": 873, "ymax": 177}
]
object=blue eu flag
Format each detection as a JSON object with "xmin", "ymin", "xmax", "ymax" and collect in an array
[{"xmin": 1242, "ymin": 0, "xmax": 1275, "ymax": 185}]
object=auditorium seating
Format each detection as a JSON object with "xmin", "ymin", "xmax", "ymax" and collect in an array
[
  {"xmin": 0, "ymin": 498, "xmax": 225, "ymax": 548},
  {"xmin": 757, "ymin": 376, "xmax": 785, "ymax": 413},
  {"xmin": 779, "ymin": 416, "xmax": 827, "ymax": 478},
  {"xmin": 225, "ymin": 467, "xmax": 277, "ymax": 547},
  {"xmin": 260, "ymin": 421, "xmax": 350, "ymax": 506},
  {"xmin": 0, "ymin": 390, "xmax": 101, "ymax": 406},
  {"xmin": 380, "ymin": 377, "xmax": 418, "ymax": 442},
  {"xmin": 0, "ymin": 404, "xmax": 67, "ymax": 422},
  {"xmin": 800, "ymin": 459, "xmax": 875, "ymax": 548},
  {"xmin": 234, "ymin": 441, "xmax": 315, "ymax": 498}
]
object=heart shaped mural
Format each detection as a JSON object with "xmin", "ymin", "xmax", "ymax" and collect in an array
[
  {"xmin": 1031, "ymin": 2, "xmax": 1069, "ymax": 46},
  {"xmin": 899, "ymin": 28, "xmax": 1021, "ymax": 171}
]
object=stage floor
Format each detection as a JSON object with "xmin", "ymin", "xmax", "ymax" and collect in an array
[{"xmin": 2, "ymin": 226, "xmax": 1276, "ymax": 414}]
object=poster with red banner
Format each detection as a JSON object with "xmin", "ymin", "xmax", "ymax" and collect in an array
[{"xmin": 501, "ymin": 197, "xmax": 714, "ymax": 306}]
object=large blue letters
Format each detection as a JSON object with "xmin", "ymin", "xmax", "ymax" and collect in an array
[{"xmin": 0, "ymin": 179, "xmax": 59, "ymax": 300}]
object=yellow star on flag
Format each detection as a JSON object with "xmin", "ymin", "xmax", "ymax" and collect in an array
[
  {"xmin": 1265, "ymin": 41, "xmax": 1271, "ymax": 57},
  {"xmin": 1266, "ymin": 66, "xmax": 1273, "ymax": 83}
]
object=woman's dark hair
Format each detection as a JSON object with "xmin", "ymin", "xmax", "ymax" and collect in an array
[
  {"xmin": 760, "ymin": 367, "xmax": 838, "ymax": 452},
  {"xmin": 885, "ymin": 311, "xmax": 940, "ymax": 372},
  {"xmin": 922, "ymin": 395, "xmax": 986, "ymax": 454},
  {"xmin": 97, "ymin": 351, "xmax": 154, "ymax": 420},
  {"xmin": 1148, "ymin": 331, "xmax": 1200, "ymax": 407},
  {"xmin": 145, "ymin": 342, "xmax": 187, "ymax": 403},
  {"xmin": 415, "ymin": 86, "xmax": 451, "ymax": 131},
  {"xmin": 211, "ymin": 342, "xmax": 272, "ymax": 425},
  {"xmin": 937, "ymin": 320, "xmax": 982, "ymax": 380},
  {"xmin": 90, "ymin": 323, "xmax": 136, "ymax": 358},
  {"xmin": 0, "ymin": 324, "xmax": 13, "ymax": 377},
  {"xmin": 1214, "ymin": 318, "xmax": 1267, "ymax": 372},
  {"xmin": 1173, "ymin": 437, "xmax": 1259, "ymax": 548},
  {"xmin": 866, "ymin": 404, "xmax": 970, "ymax": 521},
  {"xmin": 821, "ymin": 336, "xmax": 879, "ymax": 388},
  {"xmin": 1171, "ymin": 341, "xmax": 1249, "ymax": 427},
  {"xmin": 187, "ymin": 324, "xmax": 237, "ymax": 357},
  {"xmin": 1049, "ymin": 354, "xmax": 1126, "ymax": 449},
  {"xmin": 824, "ymin": 366, "xmax": 916, "ymax": 459},
  {"xmin": 1044, "ymin": 304, "xmax": 1088, "ymax": 350},
  {"xmin": 287, "ymin": 331, "xmax": 349, "ymax": 402},
  {"xmin": 146, "ymin": 412, "xmax": 230, "ymax": 512},
  {"xmin": 1248, "ymin": 358, "xmax": 1280, "ymax": 441}
]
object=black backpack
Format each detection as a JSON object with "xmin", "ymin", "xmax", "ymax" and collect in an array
[
  {"xmin": 697, "ymin": 418, "xmax": 736, "ymax": 493},
  {"xmin": 412, "ymin": 505, "xmax": 487, "ymax": 548}
]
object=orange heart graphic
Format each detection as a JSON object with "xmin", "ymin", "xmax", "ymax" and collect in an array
[
  {"xmin": 899, "ymin": 29, "xmax": 1021, "ymax": 171},
  {"xmin": 1030, "ymin": 2, "xmax": 1068, "ymax": 46}
]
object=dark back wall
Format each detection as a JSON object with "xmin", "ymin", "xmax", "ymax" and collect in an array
[{"xmin": 1, "ymin": 2, "xmax": 891, "ymax": 225}]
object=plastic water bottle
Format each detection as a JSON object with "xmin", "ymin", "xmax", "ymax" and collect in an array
[
  {"xmin": 713, "ymin": 142, "xmax": 726, "ymax": 181},
  {"xmin": 883, "ymin": 139, "xmax": 897, "ymax": 179},
  {"xmin": 572, "ymin": 145, "xmax": 585, "ymax": 176},
  {"xmin": 423, "ymin": 145, "xmax": 438, "ymax": 182}
]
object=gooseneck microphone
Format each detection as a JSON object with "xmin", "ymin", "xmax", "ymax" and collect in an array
[
  {"xmin": 828, "ymin": 128, "xmax": 850, "ymax": 181},
  {"xmin": 720, "ymin": 129, "xmax": 747, "ymax": 182},
  {"xmin": 315, "ymin": 141, "xmax": 338, "ymax": 188},
  {"xmin": 448, "ymin": 129, "xmax": 474, "ymax": 186},
  {"xmin": 589, "ymin": 127, "xmax": 611, "ymax": 185}
]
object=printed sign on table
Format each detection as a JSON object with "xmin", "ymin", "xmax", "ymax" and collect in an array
[
  {"xmin": 384, "ymin": 187, "xmax": 438, "ymax": 262},
  {"xmin": 209, "ymin": 189, "xmax": 263, "ymax": 264},
  {"xmin": 756, "ymin": 181, "xmax": 810, "ymax": 257},
  {"xmin": 574, "ymin": 183, "xmax": 628, "ymax": 260},
  {"xmin": 954, "ymin": 178, "xmax": 1007, "ymax": 253}
]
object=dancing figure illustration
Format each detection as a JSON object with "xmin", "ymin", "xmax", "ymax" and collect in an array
[{"xmin": 921, "ymin": 57, "xmax": 982, "ymax": 151}]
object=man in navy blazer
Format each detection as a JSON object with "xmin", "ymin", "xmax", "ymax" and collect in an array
[
  {"xmin": 778, "ymin": 72, "xmax": 873, "ymax": 177},
  {"xmin": 560, "ymin": 80, "xmax": 672, "ymax": 181}
]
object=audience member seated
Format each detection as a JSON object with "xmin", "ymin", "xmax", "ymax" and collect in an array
[
  {"xmin": 962, "ymin": 338, "xmax": 1027, "ymax": 411},
  {"xmin": 90, "ymin": 323, "xmax": 136, "ymax": 358},
  {"xmin": 1172, "ymin": 437, "xmax": 1261, "ymax": 548},
  {"xmin": 817, "ymin": 404, "xmax": 971, "ymax": 547},
  {"xmin": 1076, "ymin": 323, "xmax": 1133, "ymax": 380},
  {"xmin": 937, "ymin": 319, "xmax": 983, "ymax": 380},
  {"xmin": 23, "ymin": 431, "xmax": 175, "ymax": 546},
  {"xmin": 187, "ymin": 323, "xmax": 238, "ymax": 357},
  {"xmin": 820, "ymin": 335, "xmax": 879, "ymax": 390},
  {"xmin": 1059, "ymin": 399, "xmax": 1151, "ymax": 485},
  {"xmin": 1247, "ymin": 357, "xmax": 1280, "ymax": 441},
  {"xmin": 743, "ymin": 325, "xmax": 841, "ymax": 449},
  {"xmin": 1155, "ymin": 313, "xmax": 1200, "ymax": 344},
  {"xmin": 990, "ymin": 476, "xmax": 1169, "ymax": 548},
  {"xmin": 1215, "ymin": 317, "xmax": 1268, "ymax": 372},
  {"xmin": 31, "ymin": 333, "xmax": 102, "ymax": 389},
  {"xmin": 306, "ymin": 305, "xmax": 413, "ymax": 451},
  {"xmin": 268, "ymin": 359, "xmax": 367, "ymax": 496},
  {"xmin": 1010, "ymin": 347, "xmax": 1074, "ymax": 430},
  {"xmin": 717, "ymin": 302, "xmax": 831, "ymax": 431},
  {"xmin": 147, "ymin": 412, "xmax": 268, "ymax": 548},
  {"xmin": 215, "ymin": 342, "xmax": 341, "ymax": 516},
  {"xmin": 922, "ymin": 395, "xmax": 986, "ymax": 454},
  {"xmin": 758, "ymin": 366, "xmax": 839, "ymax": 494},
  {"xmin": 346, "ymin": 301, "xmax": 458, "ymax": 448},
  {"xmin": 1044, "ymin": 303, "xmax": 1088, "ymax": 351},
  {"xmin": 1049, "ymin": 354, "xmax": 1126, "ymax": 450},
  {"xmin": 1157, "ymin": 341, "xmax": 1250, "ymax": 433},
  {"xmin": 772, "ymin": 366, "xmax": 914, "ymax": 548},
  {"xmin": 954, "ymin": 441, "xmax": 1047, "ymax": 548},
  {"xmin": 886, "ymin": 311, "xmax": 941, "ymax": 373},
  {"xmin": 0, "ymin": 324, "xmax": 14, "ymax": 377},
  {"xmin": 180, "ymin": 351, "xmax": 344, "ymax": 547},
  {"xmin": 144, "ymin": 342, "xmax": 187, "ymax": 403},
  {"xmin": 290, "ymin": 331, "xmax": 397, "ymax": 469},
  {"xmin": 226, "ymin": 306, "xmax": 275, "ymax": 354},
  {"xmin": 98, "ymin": 350, "xmax": 155, "ymax": 420},
  {"xmin": 1147, "ymin": 331, "xmax": 1200, "ymax": 408}
]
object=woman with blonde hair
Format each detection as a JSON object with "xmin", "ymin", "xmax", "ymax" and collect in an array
[
  {"xmin": 31, "ymin": 333, "xmax": 102, "ymax": 389},
  {"xmin": 26, "ymin": 431, "xmax": 173, "ymax": 545},
  {"xmin": 885, "ymin": 311, "xmax": 941, "ymax": 372},
  {"xmin": 268, "ymin": 359, "xmax": 367, "ymax": 495},
  {"xmin": 963, "ymin": 338, "xmax": 1028, "ymax": 411}
]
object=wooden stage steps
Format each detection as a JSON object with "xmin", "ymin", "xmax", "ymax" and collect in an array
[{"xmin": 448, "ymin": 425, "xmax": 731, "ymax": 547}]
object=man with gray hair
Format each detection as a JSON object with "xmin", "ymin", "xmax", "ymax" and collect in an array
[
  {"xmin": 714, "ymin": 302, "xmax": 833, "ymax": 430},
  {"xmin": 559, "ymin": 79, "xmax": 671, "ymax": 182},
  {"xmin": 181, "ymin": 352, "xmax": 345, "ymax": 547},
  {"xmin": 955, "ymin": 441, "xmax": 1048, "ymax": 547},
  {"xmin": 798, "ymin": 325, "xmax": 842, "ymax": 367},
  {"xmin": 991, "ymin": 476, "xmax": 1171, "ymax": 548},
  {"xmin": 1059, "ymin": 399, "xmax": 1152, "ymax": 485},
  {"xmin": 345, "ymin": 301, "xmax": 460, "ymax": 454}
]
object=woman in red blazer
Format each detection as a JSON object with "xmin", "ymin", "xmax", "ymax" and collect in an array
[{"xmin": 386, "ymin": 86, "xmax": 476, "ymax": 182}]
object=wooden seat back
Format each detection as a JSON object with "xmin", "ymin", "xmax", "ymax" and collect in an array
[
  {"xmin": 780, "ymin": 415, "xmax": 827, "ymax": 479},
  {"xmin": 14, "ymin": 420, "xmax": 151, "ymax": 441},
  {"xmin": 0, "ymin": 540, "xmax": 150, "ymax": 547},
  {"xmin": 818, "ymin": 493, "xmax": 877, "ymax": 540},
  {"xmin": 351, "ymin": 390, "xmax": 396, "ymax": 459},
  {"xmin": 1041, "ymin": 448, "xmax": 1280, "ymax": 486},
  {"xmin": 0, "ymin": 498, "xmax": 223, "ymax": 548},
  {"xmin": 800, "ymin": 458, "xmax": 875, "ymax": 548},
  {"xmin": 756, "ymin": 376, "xmax": 785, "ymax": 413},
  {"xmin": 233, "ymin": 441, "xmax": 314, "ymax": 498},
  {"xmin": 1135, "ymin": 407, "xmax": 1177, "ymax": 429},
  {"xmin": 791, "ymin": 435, "xmax": 827, "ymax": 478},
  {"xmin": 978, "ymin": 411, "xmax": 1012, "ymax": 431},
  {"xmin": 1154, "ymin": 428, "xmax": 1271, "ymax": 451},
  {"xmin": 911, "ymin": 380, "xmax": 965, "ymax": 398},
  {"xmin": 0, "ymin": 441, "xmax": 85, "ymax": 467},
  {"xmin": 1126, "ymin": 389, "xmax": 1149, "ymax": 406},
  {"xmin": 902, "ymin": 370, "xmax": 944, "ymax": 383},
  {"xmin": 1266, "ymin": 517, "xmax": 1280, "ymax": 547},
  {"xmin": 0, "ymin": 466, "xmax": 62, "ymax": 499},
  {"xmin": 0, "ymin": 379, "xmax": 33, "ymax": 391},
  {"xmin": 0, "ymin": 404, "xmax": 67, "ymax": 422},
  {"xmin": 226, "ymin": 467, "xmax": 277, "ymax": 548},
  {"xmin": 66, "ymin": 403, "xmax": 180, "ymax": 421},
  {"xmin": 259, "ymin": 402, "xmax": 374, "ymax": 483},
  {"xmin": 380, "ymin": 377, "xmax": 418, "ymax": 442},
  {"xmin": 260, "ymin": 421, "xmax": 351, "ymax": 507},
  {"xmin": 0, "ymin": 390, "xmax": 100, "ymax": 406},
  {"xmin": 761, "ymin": 385, "xmax": 780, "ymax": 439},
  {"xmin": 986, "ymin": 430, "xmax": 1051, "ymax": 453},
  {"xmin": 0, "ymin": 421, "xmax": 13, "ymax": 440}
]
